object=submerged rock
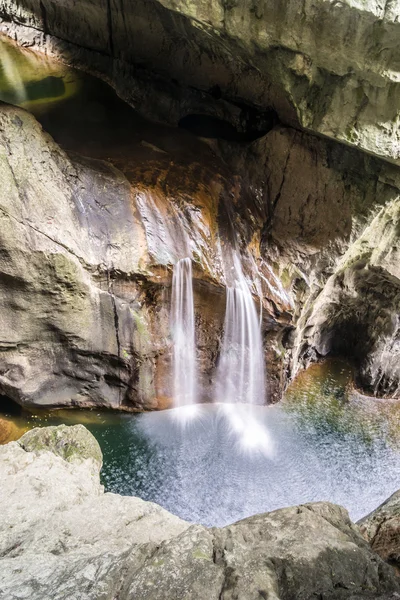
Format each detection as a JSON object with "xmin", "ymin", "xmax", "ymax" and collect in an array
[
  {"xmin": 0, "ymin": 424, "xmax": 399, "ymax": 600},
  {"xmin": 0, "ymin": 417, "xmax": 22, "ymax": 444}
]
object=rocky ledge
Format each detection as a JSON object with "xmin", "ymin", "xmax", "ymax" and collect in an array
[
  {"xmin": 1, "ymin": 0, "xmax": 400, "ymax": 164},
  {"xmin": 1, "ymin": 424, "xmax": 400, "ymax": 600}
]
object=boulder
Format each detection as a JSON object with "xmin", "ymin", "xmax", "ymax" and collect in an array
[
  {"xmin": 359, "ymin": 489, "xmax": 400, "ymax": 574},
  {"xmin": 0, "ymin": 425, "xmax": 190, "ymax": 600},
  {"xmin": 0, "ymin": 424, "xmax": 399, "ymax": 600},
  {"xmin": 18, "ymin": 424, "xmax": 103, "ymax": 468}
]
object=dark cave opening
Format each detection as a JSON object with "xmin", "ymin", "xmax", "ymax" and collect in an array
[
  {"xmin": 178, "ymin": 109, "xmax": 278, "ymax": 142},
  {"xmin": 0, "ymin": 394, "xmax": 23, "ymax": 417}
]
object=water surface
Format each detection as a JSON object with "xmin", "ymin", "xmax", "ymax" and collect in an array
[{"xmin": 1, "ymin": 361, "xmax": 399, "ymax": 527}]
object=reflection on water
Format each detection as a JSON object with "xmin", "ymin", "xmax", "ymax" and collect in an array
[
  {"xmin": 285, "ymin": 360, "xmax": 400, "ymax": 448},
  {"xmin": 1, "ymin": 361, "xmax": 400, "ymax": 527}
]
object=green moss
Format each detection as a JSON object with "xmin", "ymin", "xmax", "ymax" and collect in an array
[
  {"xmin": 192, "ymin": 549, "xmax": 212, "ymax": 561},
  {"xmin": 18, "ymin": 424, "xmax": 103, "ymax": 467},
  {"xmin": 131, "ymin": 309, "xmax": 148, "ymax": 338},
  {"xmin": 152, "ymin": 559, "xmax": 165, "ymax": 567}
]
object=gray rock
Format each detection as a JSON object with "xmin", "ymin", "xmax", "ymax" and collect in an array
[
  {"xmin": 359, "ymin": 490, "xmax": 400, "ymax": 573},
  {"xmin": 292, "ymin": 194, "xmax": 400, "ymax": 397},
  {"xmin": 1, "ymin": 0, "xmax": 400, "ymax": 163},
  {"xmin": 0, "ymin": 424, "xmax": 399, "ymax": 600},
  {"xmin": 0, "ymin": 425, "xmax": 191, "ymax": 600},
  {"xmin": 0, "ymin": 103, "xmax": 149, "ymax": 410},
  {"xmin": 0, "ymin": 102, "xmax": 230, "ymax": 410},
  {"xmin": 18, "ymin": 424, "xmax": 103, "ymax": 468}
]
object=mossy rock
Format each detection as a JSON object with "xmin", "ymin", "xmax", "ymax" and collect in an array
[{"xmin": 18, "ymin": 424, "xmax": 102, "ymax": 468}]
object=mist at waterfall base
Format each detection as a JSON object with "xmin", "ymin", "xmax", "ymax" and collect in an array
[{"xmin": 93, "ymin": 398, "xmax": 400, "ymax": 527}]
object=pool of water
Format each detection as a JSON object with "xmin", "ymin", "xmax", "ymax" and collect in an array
[{"xmin": 1, "ymin": 361, "xmax": 400, "ymax": 527}]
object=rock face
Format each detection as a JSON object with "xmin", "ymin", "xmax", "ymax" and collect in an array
[
  {"xmin": 0, "ymin": 97, "xmax": 291, "ymax": 409},
  {"xmin": 0, "ymin": 13, "xmax": 400, "ymax": 403},
  {"xmin": 1, "ymin": 424, "xmax": 399, "ymax": 600},
  {"xmin": 359, "ymin": 490, "xmax": 400, "ymax": 574},
  {"xmin": 1, "ymin": 81, "xmax": 400, "ymax": 407},
  {"xmin": 0, "ymin": 102, "xmax": 148, "ymax": 410},
  {"xmin": 217, "ymin": 123, "xmax": 400, "ymax": 397},
  {"xmin": 292, "ymin": 192, "xmax": 400, "ymax": 397},
  {"xmin": 1, "ymin": 0, "xmax": 400, "ymax": 164}
]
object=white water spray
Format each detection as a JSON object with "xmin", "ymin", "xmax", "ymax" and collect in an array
[
  {"xmin": 171, "ymin": 258, "xmax": 197, "ymax": 409},
  {"xmin": 216, "ymin": 254, "xmax": 266, "ymax": 406}
]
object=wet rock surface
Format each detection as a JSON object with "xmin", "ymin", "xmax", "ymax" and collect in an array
[
  {"xmin": 0, "ymin": 99, "xmax": 290, "ymax": 409},
  {"xmin": 1, "ymin": 84, "xmax": 400, "ymax": 406},
  {"xmin": 215, "ymin": 123, "xmax": 400, "ymax": 397},
  {"xmin": 1, "ymin": 424, "xmax": 400, "ymax": 600}
]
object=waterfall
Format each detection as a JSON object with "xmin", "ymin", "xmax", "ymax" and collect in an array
[
  {"xmin": 216, "ymin": 255, "xmax": 266, "ymax": 405},
  {"xmin": 171, "ymin": 258, "xmax": 197, "ymax": 407}
]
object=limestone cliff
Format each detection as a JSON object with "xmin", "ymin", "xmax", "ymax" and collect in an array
[
  {"xmin": 0, "ymin": 0, "xmax": 400, "ymax": 403},
  {"xmin": 1, "ymin": 0, "xmax": 399, "ymax": 163}
]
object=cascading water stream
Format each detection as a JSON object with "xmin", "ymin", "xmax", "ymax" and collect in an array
[
  {"xmin": 213, "ymin": 254, "xmax": 272, "ymax": 453},
  {"xmin": 171, "ymin": 258, "xmax": 197, "ymax": 408},
  {"xmin": 216, "ymin": 254, "xmax": 266, "ymax": 406}
]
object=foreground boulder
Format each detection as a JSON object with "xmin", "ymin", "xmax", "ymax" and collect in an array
[
  {"xmin": 1, "ymin": 425, "xmax": 399, "ymax": 600},
  {"xmin": 18, "ymin": 424, "xmax": 103, "ymax": 468},
  {"xmin": 359, "ymin": 490, "xmax": 400, "ymax": 574}
]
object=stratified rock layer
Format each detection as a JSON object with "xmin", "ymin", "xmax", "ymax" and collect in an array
[
  {"xmin": 1, "ymin": 0, "xmax": 400, "ymax": 163},
  {"xmin": 1, "ymin": 424, "xmax": 399, "ymax": 599}
]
